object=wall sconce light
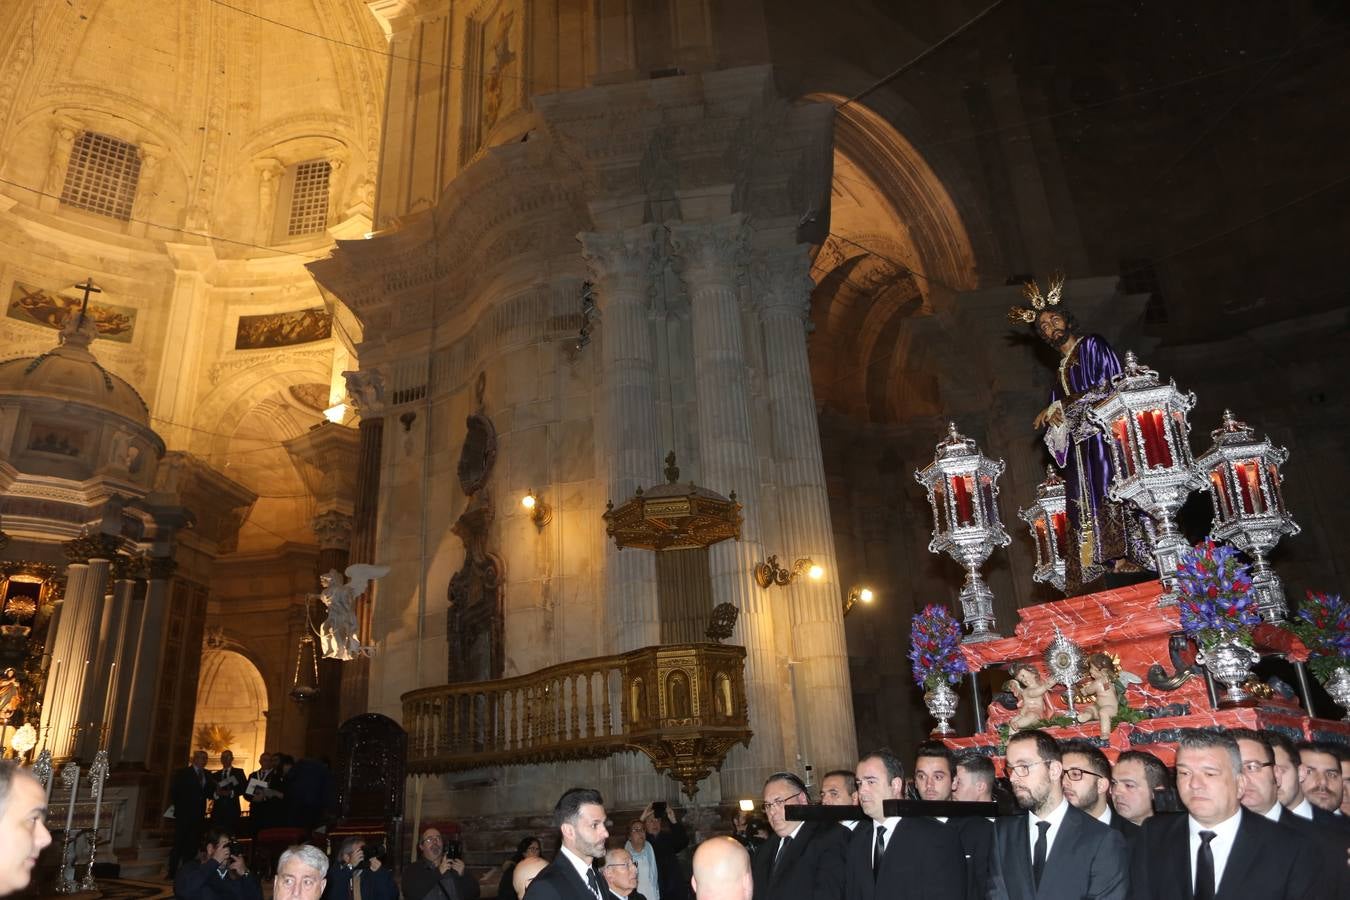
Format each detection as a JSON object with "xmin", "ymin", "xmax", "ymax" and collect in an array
[
  {"xmin": 753, "ymin": 555, "xmax": 823, "ymax": 588},
  {"xmin": 521, "ymin": 490, "xmax": 553, "ymax": 530},
  {"xmin": 843, "ymin": 585, "xmax": 875, "ymax": 616}
]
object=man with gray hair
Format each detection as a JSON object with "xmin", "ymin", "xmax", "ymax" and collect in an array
[
  {"xmin": 601, "ymin": 847, "xmax": 646, "ymax": 900},
  {"xmin": 1130, "ymin": 730, "xmax": 1319, "ymax": 899},
  {"xmin": 752, "ymin": 771, "xmax": 846, "ymax": 900},
  {"xmin": 0, "ymin": 761, "xmax": 52, "ymax": 897},
  {"xmin": 275, "ymin": 845, "xmax": 329, "ymax": 900}
]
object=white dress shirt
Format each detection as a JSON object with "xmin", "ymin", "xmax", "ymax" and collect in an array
[
  {"xmin": 1259, "ymin": 801, "xmax": 1282, "ymax": 822},
  {"xmin": 1188, "ymin": 810, "xmax": 1241, "ymax": 892},
  {"xmin": 1026, "ymin": 799, "xmax": 1071, "ymax": 861},
  {"xmin": 1094, "ymin": 806, "xmax": 1113, "ymax": 826},
  {"xmin": 1289, "ymin": 797, "xmax": 1316, "ymax": 820}
]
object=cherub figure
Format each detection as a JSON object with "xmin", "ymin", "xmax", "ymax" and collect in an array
[
  {"xmin": 1005, "ymin": 662, "xmax": 1052, "ymax": 733},
  {"xmin": 1076, "ymin": 652, "xmax": 1142, "ymax": 738},
  {"xmin": 315, "ymin": 564, "xmax": 390, "ymax": 660}
]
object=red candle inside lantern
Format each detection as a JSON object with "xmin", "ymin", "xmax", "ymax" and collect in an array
[
  {"xmin": 1112, "ymin": 419, "xmax": 1136, "ymax": 476},
  {"xmin": 1136, "ymin": 409, "xmax": 1173, "ymax": 469},
  {"xmin": 952, "ymin": 475, "xmax": 975, "ymax": 527},
  {"xmin": 1051, "ymin": 511, "xmax": 1068, "ymax": 561},
  {"xmin": 1236, "ymin": 461, "xmax": 1263, "ymax": 514}
]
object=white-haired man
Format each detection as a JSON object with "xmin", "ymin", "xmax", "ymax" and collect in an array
[{"xmin": 275, "ymin": 845, "xmax": 329, "ymax": 900}]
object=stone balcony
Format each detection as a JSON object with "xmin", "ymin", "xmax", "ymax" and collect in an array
[{"xmin": 402, "ymin": 642, "xmax": 752, "ymax": 797}]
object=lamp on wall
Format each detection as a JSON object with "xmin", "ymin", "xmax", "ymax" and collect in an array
[
  {"xmin": 521, "ymin": 491, "xmax": 553, "ymax": 530},
  {"xmin": 753, "ymin": 555, "xmax": 823, "ymax": 589},
  {"xmin": 843, "ymin": 585, "xmax": 875, "ymax": 616}
]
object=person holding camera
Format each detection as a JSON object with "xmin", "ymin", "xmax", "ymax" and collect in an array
[
  {"xmin": 173, "ymin": 828, "xmax": 262, "ymax": 900},
  {"xmin": 640, "ymin": 803, "xmax": 689, "ymax": 900},
  {"xmin": 325, "ymin": 838, "xmax": 397, "ymax": 900},
  {"xmin": 403, "ymin": 828, "xmax": 480, "ymax": 900}
]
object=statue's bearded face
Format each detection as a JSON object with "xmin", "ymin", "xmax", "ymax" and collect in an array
[{"xmin": 1035, "ymin": 311, "xmax": 1073, "ymax": 349}]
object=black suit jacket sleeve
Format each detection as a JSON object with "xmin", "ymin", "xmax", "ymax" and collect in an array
[{"xmin": 522, "ymin": 860, "xmax": 595, "ymax": 900}]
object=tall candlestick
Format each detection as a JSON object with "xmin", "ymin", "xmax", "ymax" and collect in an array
[
  {"xmin": 43, "ymin": 658, "xmax": 62, "ymax": 752},
  {"xmin": 100, "ymin": 663, "xmax": 116, "ymax": 750}
]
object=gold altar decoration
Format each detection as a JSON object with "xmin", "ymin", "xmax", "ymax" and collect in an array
[
  {"xmin": 604, "ymin": 452, "xmax": 742, "ymax": 551},
  {"xmin": 402, "ymin": 642, "xmax": 751, "ymax": 797}
]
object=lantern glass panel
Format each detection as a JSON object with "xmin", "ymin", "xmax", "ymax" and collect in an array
[
  {"xmin": 1172, "ymin": 411, "xmax": 1191, "ymax": 464},
  {"xmin": 953, "ymin": 475, "xmax": 975, "ymax": 527},
  {"xmin": 979, "ymin": 475, "xmax": 996, "ymax": 525},
  {"xmin": 933, "ymin": 482, "xmax": 948, "ymax": 533},
  {"xmin": 1267, "ymin": 463, "xmax": 1287, "ymax": 514},
  {"xmin": 1112, "ymin": 418, "xmax": 1137, "ymax": 476},
  {"xmin": 1235, "ymin": 460, "xmax": 1264, "ymax": 515},
  {"xmin": 1209, "ymin": 470, "xmax": 1234, "ymax": 519},
  {"xmin": 1051, "ymin": 511, "xmax": 1068, "ymax": 561},
  {"xmin": 1034, "ymin": 520, "xmax": 1049, "ymax": 564},
  {"xmin": 1137, "ymin": 409, "xmax": 1173, "ymax": 469}
]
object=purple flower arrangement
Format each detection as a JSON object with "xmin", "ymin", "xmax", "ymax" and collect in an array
[
  {"xmin": 910, "ymin": 604, "xmax": 969, "ymax": 691},
  {"xmin": 1175, "ymin": 539, "xmax": 1259, "ymax": 650},
  {"xmin": 1289, "ymin": 591, "xmax": 1350, "ymax": 682}
]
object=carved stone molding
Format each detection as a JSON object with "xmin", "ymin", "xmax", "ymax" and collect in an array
[
  {"xmin": 108, "ymin": 553, "xmax": 146, "ymax": 582},
  {"xmin": 62, "ymin": 533, "xmax": 123, "ymax": 564},
  {"xmin": 578, "ymin": 223, "xmax": 661, "ymax": 291},
  {"xmin": 751, "ymin": 247, "xmax": 815, "ymax": 318}
]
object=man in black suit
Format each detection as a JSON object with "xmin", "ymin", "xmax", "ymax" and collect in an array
[
  {"xmin": 818, "ymin": 770, "xmax": 860, "ymax": 833},
  {"xmin": 1130, "ymin": 730, "xmax": 1319, "ymax": 900},
  {"xmin": 1297, "ymin": 741, "xmax": 1347, "ymax": 816},
  {"xmin": 1060, "ymin": 741, "xmax": 1140, "ymax": 844},
  {"xmin": 1262, "ymin": 731, "xmax": 1349, "ymax": 829},
  {"xmin": 844, "ymin": 747, "xmax": 965, "ymax": 900},
  {"xmin": 602, "ymin": 848, "xmax": 646, "ymax": 900},
  {"xmin": 403, "ymin": 827, "xmax": 480, "ymax": 900},
  {"xmin": 915, "ymin": 743, "xmax": 992, "ymax": 900},
  {"xmin": 523, "ymin": 788, "xmax": 610, "ymax": 900},
  {"xmin": 953, "ymin": 754, "xmax": 996, "ymax": 805},
  {"xmin": 170, "ymin": 750, "xmax": 217, "ymax": 878},
  {"xmin": 245, "ymin": 752, "xmax": 281, "ymax": 834},
  {"xmin": 1230, "ymin": 729, "xmax": 1348, "ymax": 899},
  {"xmin": 1110, "ymin": 751, "xmax": 1168, "ymax": 828},
  {"xmin": 211, "ymin": 751, "xmax": 247, "ymax": 833},
  {"xmin": 987, "ymin": 729, "xmax": 1127, "ymax": 900},
  {"xmin": 751, "ymin": 771, "xmax": 847, "ymax": 900}
]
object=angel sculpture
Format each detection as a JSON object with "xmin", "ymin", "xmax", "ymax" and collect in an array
[
  {"xmin": 1005, "ymin": 662, "xmax": 1053, "ymax": 734},
  {"xmin": 1075, "ymin": 652, "xmax": 1142, "ymax": 738},
  {"xmin": 315, "ymin": 564, "xmax": 390, "ymax": 660}
]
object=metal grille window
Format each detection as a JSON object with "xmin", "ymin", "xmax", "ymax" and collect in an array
[
  {"xmin": 60, "ymin": 132, "xmax": 141, "ymax": 221},
  {"xmin": 287, "ymin": 160, "xmax": 331, "ymax": 236}
]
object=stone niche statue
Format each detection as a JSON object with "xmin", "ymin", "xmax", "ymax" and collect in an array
[{"xmin": 447, "ymin": 373, "xmax": 505, "ymax": 683}]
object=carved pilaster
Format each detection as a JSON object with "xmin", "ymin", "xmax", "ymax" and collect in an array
[
  {"xmin": 254, "ymin": 158, "xmax": 284, "ymax": 243},
  {"xmin": 751, "ymin": 247, "xmax": 815, "ymax": 319},
  {"xmin": 130, "ymin": 144, "xmax": 166, "ymax": 225},
  {"xmin": 667, "ymin": 215, "xmax": 749, "ymax": 288},
  {"xmin": 312, "ymin": 510, "xmax": 354, "ymax": 552},
  {"xmin": 579, "ymin": 223, "xmax": 661, "ymax": 298}
]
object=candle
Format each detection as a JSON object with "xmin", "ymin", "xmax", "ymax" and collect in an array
[
  {"xmin": 953, "ymin": 475, "xmax": 974, "ymax": 527},
  {"xmin": 43, "ymin": 659, "xmax": 61, "ymax": 752},
  {"xmin": 62, "ymin": 765, "xmax": 80, "ymax": 839},
  {"xmin": 1112, "ymin": 419, "xmax": 1136, "ymax": 475},
  {"xmin": 1051, "ymin": 512, "xmax": 1068, "ymax": 561},
  {"xmin": 100, "ymin": 663, "xmax": 116, "ymax": 750}
]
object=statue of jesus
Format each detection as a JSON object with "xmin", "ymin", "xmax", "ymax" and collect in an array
[{"xmin": 1011, "ymin": 275, "xmax": 1150, "ymax": 592}]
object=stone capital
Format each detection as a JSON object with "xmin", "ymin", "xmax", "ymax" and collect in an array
[
  {"xmin": 668, "ymin": 215, "xmax": 749, "ymax": 286},
  {"xmin": 751, "ymin": 247, "xmax": 815, "ymax": 317},
  {"xmin": 312, "ymin": 510, "xmax": 354, "ymax": 551},
  {"xmin": 109, "ymin": 553, "xmax": 145, "ymax": 582},
  {"xmin": 578, "ymin": 223, "xmax": 660, "ymax": 290},
  {"xmin": 147, "ymin": 556, "xmax": 178, "ymax": 581},
  {"xmin": 62, "ymin": 533, "xmax": 123, "ymax": 564},
  {"xmin": 343, "ymin": 369, "xmax": 386, "ymax": 418}
]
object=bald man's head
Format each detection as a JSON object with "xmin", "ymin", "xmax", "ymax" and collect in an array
[
  {"xmin": 513, "ymin": 856, "xmax": 548, "ymax": 896},
  {"xmin": 691, "ymin": 837, "xmax": 752, "ymax": 900}
]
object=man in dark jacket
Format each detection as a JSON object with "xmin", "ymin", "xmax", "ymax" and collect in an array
[
  {"xmin": 169, "ymin": 751, "xmax": 216, "ymax": 878},
  {"xmin": 173, "ymin": 828, "xmax": 262, "ymax": 900},
  {"xmin": 211, "ymin": 751, "xmax": 247, "ymax": 833},
  {"xmin": 642, "ymin": 804, "xmax": 690, "ymax": 900},
  {"xmin": 403, "ymin": 827, "xmax": 480, "ymax": 900},
  {"xmin": 325, "ymin": 838, "xmax": 398, "ymax": 900}
]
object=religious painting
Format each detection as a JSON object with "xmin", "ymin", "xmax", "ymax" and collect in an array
[
  {"xmin": 233, "ymin": 307, "xmax": 331, "ymax": 350},
  {"xmin": 461, "ymin": 2, "xmax": 521, "ymax": 158},
  {"xmin": 26, "ymin": 422, "xmax": 87, "ymax": 458},
  {"xmin": 6, "ymin": 282, "xmax": 137, "ymax": 343}
]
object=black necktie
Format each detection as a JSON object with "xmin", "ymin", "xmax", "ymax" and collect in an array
[
  {"xmin": 586, "ymin": 866, "xmax": 603, "ymax": 900},
  {"xmin": 1194, "ymin": 830, "xmax": 1216, "ymax": 900},
  {"xmin": 1032, "ymin": 820, "xmax": 1050, "ymax": 888},
  {"xmin": 873, "ymin": 825, "xmax": 885, "ymax": 880},
  {"xmin": 772, "ymin": 835, "xmax": 792, "ymax": 875}
]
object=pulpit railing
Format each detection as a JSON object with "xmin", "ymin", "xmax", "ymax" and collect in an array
[{"xmin": 401, "ymin": 642, "xmax": 751, "ymax": 796}]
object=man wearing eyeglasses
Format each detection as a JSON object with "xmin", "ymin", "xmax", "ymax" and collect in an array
[
  {"xmin": 987, "ymin": 729, "xmax": 1126, "ymax": 900},
  {"xmin": 403, "ymin": 828, "xmax": 480, "ymax": 900},
  {"xmin": 1059, "ymin": 741, "xmax": 1139, "ymax": 844},
  {"xmin": 1130, "ymin": 730, "xmax": 1318, "ymax": 899},
  {"xmin": 751, "ymin": 772, "xmax": 846, "ymax": 900},
  {"xmin": 1231, "ymin": 729, "xmax": 1348, "ymax": 897},
  {"xmin": 602, "ymin": 849, "xmax": 645, "ymax": 900},
  {"xmin": 844, "ymin": 748, "xmax": 964, "ymax": 900}
]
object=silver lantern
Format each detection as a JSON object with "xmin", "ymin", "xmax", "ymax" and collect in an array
[
  {"xmin": 1087, "ymin": 352, "xmax": 1205, "ymax": 601},
  {"xmin": 1195, "ymin": 410, "xmax": 1299, "ymax": 623},
  {"xmin": 915, "ymin": 423, "xmax": 1011, "ymax": 642},
  {"xmin": 1019, "ymin": 466, "xmax": 1069, "ymax": 592}
]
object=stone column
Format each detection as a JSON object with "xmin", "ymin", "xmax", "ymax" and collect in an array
[
  {"xmin": 88, "ymin": 556, "xmax": 140, "ymax": 759},
  {"xmin": 669, "ymin": 215, "xmax": 784, "ymax": 795},
  {"xmin": 579, "ymin": 224, "xmax": 663, "ymax": 653},
  {"xmin": 754, "ymin": 247, "xmax": 858, "ymax": 771},
  {"xmin": 119, "ymin": 557, "xmax": 175, "ymax": 767},
  {"xmin": 154, "ymin": 245, "xmax": 217, "ymax": 449},
  {"xmin": 43, "ymin": 536, "xmax": 117, "ymax": 760}
]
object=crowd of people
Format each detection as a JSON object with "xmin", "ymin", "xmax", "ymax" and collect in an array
[{"xmin": 5, "ymin": 727, "xmax": 1350, "ymax": 900}]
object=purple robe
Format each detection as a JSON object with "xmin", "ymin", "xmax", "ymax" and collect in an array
[{"xmin": 1045, "ymin": 334, "xmax": 1145, "ymax": 588}]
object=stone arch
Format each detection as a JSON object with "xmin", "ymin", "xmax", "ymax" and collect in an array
[
  {"xmin": 191, "ymin": 358, "xmax": 332, "ymax": 459},
  {"xmin": 192, "ymin": 647, "xmax": 269, "ymax": 771}
]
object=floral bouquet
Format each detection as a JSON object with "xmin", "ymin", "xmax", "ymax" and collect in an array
[
  {"xmin": 1288, "ymin": 591, "xmax": 1350, "ymax": 682},
  {"xmin": 909, "ymin": 604, "xmax": 969, "ymax": 691},
  {"xmin": 1174, "ymin": 539, "xmax": 1260, "ymax": 650}
]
